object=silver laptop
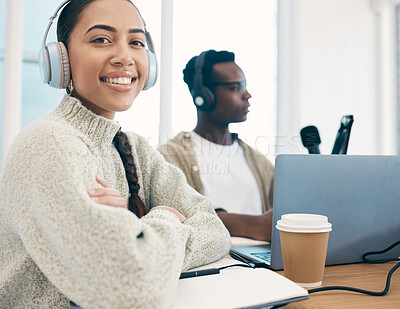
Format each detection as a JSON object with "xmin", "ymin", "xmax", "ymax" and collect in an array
[{"xmin": 231, "ymin": 154, "xmax": 400, "ymax": 270}]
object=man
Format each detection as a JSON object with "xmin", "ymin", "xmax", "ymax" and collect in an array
[{"xmin": 158, "ymin": 50, "xmax": 274, "ymax": 241}]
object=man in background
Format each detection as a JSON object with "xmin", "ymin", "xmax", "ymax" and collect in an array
[{"xmin": 158, "ymin": 50, "xmax": 274, "ymax": 241}]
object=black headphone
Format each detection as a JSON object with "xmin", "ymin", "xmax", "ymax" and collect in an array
[
  {"xmin": 39, "ymin": 0, "xmax": 158, "ymax": 91},
  {"xmin": 191, "ymin": 50, "xmax": 215, "ymax": 111}
]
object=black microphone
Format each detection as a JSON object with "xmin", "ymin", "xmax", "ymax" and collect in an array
[
  {"xmin": 300, "ymin": 126, "xmax": 321, "ymax": 154},
  {"xmin": 332, "ymin": 115, "xmax": 354, "ymax": 155}
]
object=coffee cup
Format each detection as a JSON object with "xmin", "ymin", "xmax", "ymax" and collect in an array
[{"xmin": 276, "ymin": 213, "xmax": 332, "ymax": 288}]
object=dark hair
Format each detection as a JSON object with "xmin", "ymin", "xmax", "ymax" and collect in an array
[
  {"xmin": 57, "ymin": 0, "xmax": 135, "ymax": 47},
  {"xmin": 57, "ymin": 0, "xmax": 96, "ymax": 47},
  {"xmin": 57, "ymin": 0, "xmax": 147, "ymax": 217},
  {"xmin": 113, "ymin": 130, "xmax": 147, "ymax": 218},
  {"xmin": 182, "ymin": 49, "xmax": 235, "ymax": 94}
]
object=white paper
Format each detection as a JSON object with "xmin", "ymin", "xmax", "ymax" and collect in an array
[{"xmin": 172, "ymin": 258, "xmax": 308, "ymax": 309}]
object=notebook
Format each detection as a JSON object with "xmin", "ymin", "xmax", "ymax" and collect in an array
[
  {"xmin": 172, "ymin": 257, "xmax": 308, "ymax": 309},
  {"xmin": 231, "ymin": 155, "xmax": 400, "ymax": 270}
]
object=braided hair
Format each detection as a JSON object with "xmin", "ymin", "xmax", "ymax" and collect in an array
[
  {"xmin": 56, "ymin": 1, "xmax": 147, "ymax": 217},
  {"xmin": 113, "ymin": 130, "xmax": 147, "ymax": 217}
]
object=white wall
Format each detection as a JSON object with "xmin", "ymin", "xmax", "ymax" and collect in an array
[{"xmin": 278, "ymin": 0, "xmax": 398, "ymax": 155}]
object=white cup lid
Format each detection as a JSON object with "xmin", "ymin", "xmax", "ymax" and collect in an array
[{"xmin": 276, "ymin": 213, "xmax": 332, "ymax": 233}]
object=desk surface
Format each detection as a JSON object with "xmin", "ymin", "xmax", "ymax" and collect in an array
[{"xmin": 278, "ymin": 261, "xmax": 400, "ymax": 308}]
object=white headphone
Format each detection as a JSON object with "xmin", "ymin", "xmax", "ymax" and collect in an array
[{"xmin": 39, "ymin": 0, "xmax": 158, "ymax": 90}]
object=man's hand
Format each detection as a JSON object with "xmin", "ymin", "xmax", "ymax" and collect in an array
[
  {"xmin": 252, "ymin": 209, "xmax": 273, "ymax": 241},
  {"xmin": 217, "ymin": 209, "xmax": 273, "ymax": 241}
]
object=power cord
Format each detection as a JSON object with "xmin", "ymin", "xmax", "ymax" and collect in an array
[
  {"xmin": 308, "ymin": 240, "xmax": 400, "ymax": 296},
  {"xmin": 362, "ymin": 240, "xmax": 400, "ymax": 263},
  {"xmin": 218, "ymin": 263, "xmax": 253, "ymax": 271}
]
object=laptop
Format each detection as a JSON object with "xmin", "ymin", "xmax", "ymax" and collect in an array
[{"xmin": 231, "ymin": 154, "xmax": 400, "ymax": 270}]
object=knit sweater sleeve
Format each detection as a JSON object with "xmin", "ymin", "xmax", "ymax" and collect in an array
[
  {"xmin": 130, "ymin": 133, "xmax": 231, "ymax": 271},
  {"xmin": 1, "ymin": 125, "xmax": 226, "ymax": 309}
]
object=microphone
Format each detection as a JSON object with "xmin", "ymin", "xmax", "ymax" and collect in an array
[
  {"xmin": 331, "ymin": 115, "xmax": 354, "ymax": 155},
  {"xmin": 300, "ymin": 126, "xmax": 321, "ymax": 154}
]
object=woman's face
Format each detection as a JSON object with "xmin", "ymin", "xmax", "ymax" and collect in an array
[{"xmin": 67, "ymin": 0, "xmax": 148, "ymax": 119}]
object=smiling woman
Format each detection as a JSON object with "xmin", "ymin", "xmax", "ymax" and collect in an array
[
  {"xmin": 58, "ymin": 0, "xmax": 148, "ymax": 118},
  {"xmin": 0, "ymin": 0, "xmax": 230, "ymax": 308}
]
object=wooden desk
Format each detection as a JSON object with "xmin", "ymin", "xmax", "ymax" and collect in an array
[{"xmin": 278, "ymin": 262, "xmax": 400, "ymax": 308}]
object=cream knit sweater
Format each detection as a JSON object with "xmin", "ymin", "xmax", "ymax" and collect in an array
[{"xmin": 0, "ymin": 95, "xmax": 231, "ymax": 309}]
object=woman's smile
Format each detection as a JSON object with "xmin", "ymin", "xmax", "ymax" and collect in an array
[{"xmin": 99, "ymin": 70, "xmax": 137, "ymax": 92}]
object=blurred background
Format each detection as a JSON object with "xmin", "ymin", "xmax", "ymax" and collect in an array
[{"xmin": 1, "ymin": 0, "xmax": 399, "ymax": 166}]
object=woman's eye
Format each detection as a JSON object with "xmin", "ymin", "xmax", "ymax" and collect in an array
[
  {"xmin": 130, "ymin": 40, "xmax": 145, "ymax": 47},
  {"xmin": 91, "ymin": 38, "xmax": 110, "ymax": 44}
]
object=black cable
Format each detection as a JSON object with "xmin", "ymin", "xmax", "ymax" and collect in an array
[
  {"xmin": 309, "ymin": 262, "xmax": 400, "ymax": 296},
  {"xmin": 362, "ymin": 240, "xmax": 400, "ymax": 264},
  {"xmin": 218, "ymin": 263, "xmax": 253, "ymax": 271},
  {"xmin": 308, "ymin": 240, "xmax": 400, "ymax": 296}
]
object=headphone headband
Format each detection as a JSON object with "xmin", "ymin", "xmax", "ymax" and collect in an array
[
  {"xmin": 191, "ymin": 50, "xmax": 215, "ymax": 111},
  {"xmin": 41, "ymin": 0, "xmax": 70, "ymax": 51},
  {"xmin": 39, "ymin": 0, "xmax": 158, "ymax": 90}
]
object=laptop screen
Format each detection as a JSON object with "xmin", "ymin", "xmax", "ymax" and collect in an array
[{"xmin": 269, "ymin": 155, "xmax": 400, "ymax": 270}]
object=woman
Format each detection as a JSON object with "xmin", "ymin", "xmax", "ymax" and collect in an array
[{"xmin": 0, "ymin": 0, "xmax": 230, "ymax": 308}]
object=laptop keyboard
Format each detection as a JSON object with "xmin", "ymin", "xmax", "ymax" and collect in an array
[{"xmin": 251, "ymin": 252, "xmax": 271, "ymax": 263}]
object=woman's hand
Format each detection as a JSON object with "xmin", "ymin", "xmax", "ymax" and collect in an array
[
  {"xmin": 88, "ymin": 176, "xmax": 127, "ymax": 209},
  {"xmin": 150, "ymin": 206, "xmax": 187, "ymax": 223}
]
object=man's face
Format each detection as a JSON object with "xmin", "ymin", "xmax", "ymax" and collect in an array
[{"xmin": 206, "ymin": 62, "xmax": 252, "ymax": 126}]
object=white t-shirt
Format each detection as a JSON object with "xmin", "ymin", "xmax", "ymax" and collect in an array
[{"xmin": 191, "ymin": 131, "xmax": 263, "ymax": 215}]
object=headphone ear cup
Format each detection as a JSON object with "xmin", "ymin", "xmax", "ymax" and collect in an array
[
  {"xmin": 39, "ymin": 46, "xmax": 51, "ymax": 84},
  {"xmin": 143, "ymin": 50, "xmax": 158, "ymax": 90},
  {"xmin": 46, "ymin": 41, "xmax": 70, "ymax": 89},
  {"xmin": 205, "ymin": 87, "xmax": 215, "ymax": 111},
  {"xmin": 191, "ymin": 85, "xmax": 215, "ymax": 112},
  {"xmin": 57, "ymin": 42, "xmax": 71, "ymax": 89},
  {"xmin": 200, "ymin": 86, "xmax": 215, "ymax": 111}
]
